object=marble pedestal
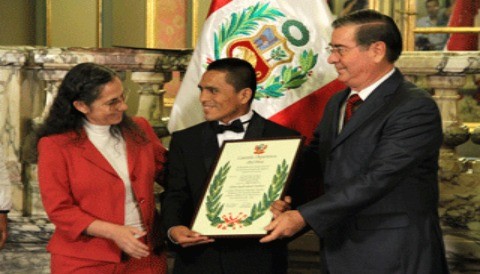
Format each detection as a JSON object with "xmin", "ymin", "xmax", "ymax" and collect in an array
[
  {"xmin": 0, "ymin": 217, "xmax": 53, "ymax": 274},
  {"xmin": 439, "ymin": 149, "xmax": 480, "ymax": 273}
]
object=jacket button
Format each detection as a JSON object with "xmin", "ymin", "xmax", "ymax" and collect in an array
[{"xmin": 139, "ymin": 198, "xmax": 145, "ymax": 204}]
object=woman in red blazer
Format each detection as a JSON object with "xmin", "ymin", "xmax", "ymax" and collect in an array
[{"xmin": 37, "ymin": 63, "xmax": 167, "ymax": 273}]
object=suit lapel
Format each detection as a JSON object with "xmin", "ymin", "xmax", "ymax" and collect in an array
[
  {"xmin": 332, "ymin": 70, "xmax": 403, "ymax": 150},
  {"xmin": 79, "ymin": 135, "xmax": 118, "ymax": 177},
  {"xmin": 331, "ymin": 89, "xmax": 350, "ymax": 139},
  {"xmin": 201, "ymin": 113, "xmax": 264, "ymax": 171},
  {"xmin": 124, "ymin": 133, "xmax": 140, "ymax": 177},
  {"xmin": 244, "ymin": 112, "xmax": 265, "ymax": 140},
  {"xmin": 202, "ymin": 122, "xmax": 220, "ymax": 172}
]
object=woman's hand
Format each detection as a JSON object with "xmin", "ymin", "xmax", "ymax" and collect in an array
[
  {"xmin": 85, "ymin": 220, "xmax": 149, "ymax": 259},
  {"xmin": 108, "ymin": 225, "xmax": 149, "ymax": 259}
]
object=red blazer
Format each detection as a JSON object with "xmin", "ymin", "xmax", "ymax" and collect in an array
[{"xmin": 38, "ymin": 117, "xmax": 166, "ymax": 262}]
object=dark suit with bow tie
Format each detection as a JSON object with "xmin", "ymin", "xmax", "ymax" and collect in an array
[
  {"xmin": 162, "ymin": 112, "xmax": 299, "ymax": 274},
  {"xmin": 297, "ymin": 69, "xmax": 449, "ymax": 273}
]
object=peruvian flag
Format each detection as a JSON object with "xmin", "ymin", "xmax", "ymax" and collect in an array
[
  {"xmin": 446, "ymin": 0, "xmax": 480, "ymax": 50},
  {"xmin": 167, "ymin": 0, "xmax": 344, "ymax": 142}
]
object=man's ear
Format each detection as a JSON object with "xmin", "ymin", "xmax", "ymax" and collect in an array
[
  {"xmin": 73, "ymin": 100, "xmax": 89, "ymax": 114},
  {"xmin": 370, "ymin": 41, "xmax": 387, "ymax": 63},
  {"xmin": 239, "ymin": 88, "xmax": 253, "ymax": 104}
]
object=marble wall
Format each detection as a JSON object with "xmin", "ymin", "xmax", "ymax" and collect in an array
[
  {"xmin": 398, "ymin": 52, "xmax": 480, "ymax": 273},
  {"xmin": 1, "ymin": 48, "xmax": 480, "ymax": 273},
  {"xmin": 0, "ymin": 46, "xmax": 192, "ymax": 273}
]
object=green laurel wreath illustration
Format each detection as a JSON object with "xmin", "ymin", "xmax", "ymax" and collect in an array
[
  {"xmin": 205, "ymin": 159, "xmax": 289, "ymax": 228},
  {"xmin": 256, "ymin": 49, "xmax": 318, "ymax": 99},
  {"xmin": 213, "ymin": 2, "xmax": 285, "ymax": 59},
  {"xmin": 206, "ymin": 162, "xmax": 231, "ymax": 226}
]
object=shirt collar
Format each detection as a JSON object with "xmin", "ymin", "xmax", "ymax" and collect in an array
[
  {"xmin": 219, "ymin": 109, "xmax": 254, "ymax": 125},
  {"xmin": 350, "ymin": 68, "xmax": 396, "ymax": 100},
  {"xmin": 83, "ymin": 119, "xmax": 111, "ymax": 136}
]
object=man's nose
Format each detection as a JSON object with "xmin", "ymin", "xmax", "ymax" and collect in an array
[
  {"xmin": 199, "ymin": 89, "xmax": 209, "ymax": 102},
  {"xmin": 327, "ymin": 53, "xmax": 338, "ymax": 64}
]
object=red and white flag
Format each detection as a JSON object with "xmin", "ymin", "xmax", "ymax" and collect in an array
[
  {"xmin": 446, "ymin": 0, "xmax": 480, "ymax": 50},
  {"xmin": 168, "ymin": 0, "xmax": 344, "ymax": 141}
]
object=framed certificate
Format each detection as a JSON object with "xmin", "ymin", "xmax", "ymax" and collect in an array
[{"xmin": 191, "ymin": 136, "xmax": 303, "ymax": 237}]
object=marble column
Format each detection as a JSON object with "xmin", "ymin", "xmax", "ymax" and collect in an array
[
  {"xmin": 0, "ymin": 48, "xmax": 52, "ymax": 273},
  {"xmin": 0, "ymin": 67, "xmax": 23, "ymax": 218},
  {"xmin": 26, "ymin": 69, "xmax": 68, "ymax": 217},
  {"xmin": 428, "ymin": 74, "xmax": 480, "ymax": 272},
  {"xmin": 130, "ymin": 71, "xmax": 171, "ymax": 138},
  {"xmin": 0, "ymin": 48, "xmax": 27, "ymax": 218},
  {"xmin": 428, "ymin": 75, "xmax": 467, "ymax": 130},
  {"xmin": 33, "ymin": 70, "xmax": 67, "ymax": 125}
]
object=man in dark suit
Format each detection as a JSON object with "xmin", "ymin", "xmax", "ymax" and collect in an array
[
  {"xmin": 261, "ymin": 10, "xmax": 450, "ymax": 273},
  {"xmin": 161, "ymin": 58, "xmax": 299, "ymax": 274}
]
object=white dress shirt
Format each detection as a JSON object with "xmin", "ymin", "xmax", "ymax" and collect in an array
[
  {"xmin": 216, "ymin": 109, "xmax": 254, "ymax": 147},
  {"xmin": 83, "ymin": 120, "xmax": 144, "ymax": 231},
  {"xmin": 339, "ymin": 68, "xmax": 395, "ymax": 132}
]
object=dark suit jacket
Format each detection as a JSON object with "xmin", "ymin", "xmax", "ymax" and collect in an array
[
  {"xmin": 298, "ymin": 69, "xmax": 450, "ymax": 274},
  {"xmin": 161, "ymin": 112, "xmax": 299, "ymax": 274}
]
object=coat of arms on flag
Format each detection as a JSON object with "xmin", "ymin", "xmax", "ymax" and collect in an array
[{"xmin": 168, "ymin": 0, "xmax": 345, "ymax": 141}]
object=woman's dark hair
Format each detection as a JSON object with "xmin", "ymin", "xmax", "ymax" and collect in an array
[
  {"xmin": 206, "ymin": 58, "xmax": 257, "ymax": 105},
  {"xmin": 333, "ymin": 9, "xmax": 403, "ymax": 62},
  {"xmin": 36, "ymin": 62, "xmax": 146, "ymax": 144}
]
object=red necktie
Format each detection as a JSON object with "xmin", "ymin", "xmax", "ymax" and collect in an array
[{"xmin": 344, "ymin": 94, "xmax": 362, "ymax": 124}]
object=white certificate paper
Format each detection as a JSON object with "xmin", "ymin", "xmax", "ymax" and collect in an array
[{"xmin": 191, "ymin": 137, "xmax": 303, "ymax": 237}]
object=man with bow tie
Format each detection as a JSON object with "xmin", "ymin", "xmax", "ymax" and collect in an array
[{"xmin": 161, "ymin": 58, "xmax": 299, "ymax": 274}]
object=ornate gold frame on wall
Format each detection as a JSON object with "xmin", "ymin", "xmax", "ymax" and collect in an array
[
  {"xmin": 191, "ymin": 0, "xmax": 200, "ymax": 48},
  {"xmin": 46, "ymin": 0, "xmax": 51, "ymax": 46},
  {"xmin": 146, "ymin": 0, "xmax": 155, "ymax": 48},
  {"xmin": 98, "ymin": 0, "xmax": 103, "ymax": 47}
]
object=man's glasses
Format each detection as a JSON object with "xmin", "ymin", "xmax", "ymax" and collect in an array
[{"xmin": 325, "ymin": 45, "xmax": 361, "ymax": 57}]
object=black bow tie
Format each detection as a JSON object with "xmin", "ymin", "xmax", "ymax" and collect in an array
[{"xmin": 213, "ymin": 119, "xmax": 245, "ymax": 134}]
